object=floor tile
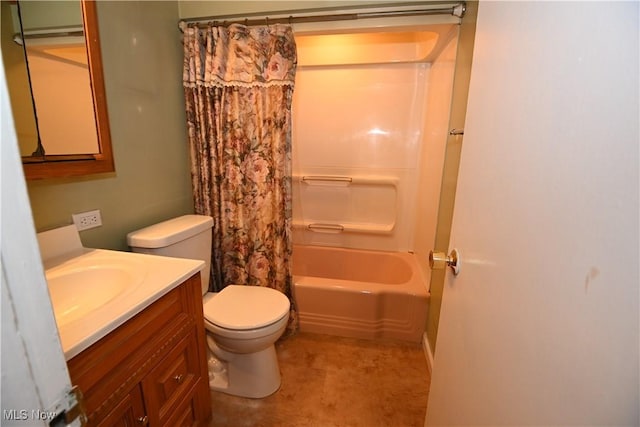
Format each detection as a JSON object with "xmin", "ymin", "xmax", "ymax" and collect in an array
[{"xmin": 208, "ymin": 332, "xmax": 430, "ymax": 427}]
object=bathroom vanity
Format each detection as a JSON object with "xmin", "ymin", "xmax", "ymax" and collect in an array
[
  {"xmin": 37, "ymin": 225, "xmax": 212, "ymax": 426},
  {"xmin": 66, "ymin": 272, "xmax": 211, "ymax": 426}
]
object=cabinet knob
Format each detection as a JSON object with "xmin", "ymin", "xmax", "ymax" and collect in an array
[
  {"xmin": 174, "ymin": 374, "xmax": 184, "ymax": 384},
  {"xmin": 137, "ymin": 415, "xmax": 149, "ymax": 425}
]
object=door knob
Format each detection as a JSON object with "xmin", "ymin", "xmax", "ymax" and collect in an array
[{"xmin": 429, "ymin": 249, "xmax": 461, "ymax": 276}]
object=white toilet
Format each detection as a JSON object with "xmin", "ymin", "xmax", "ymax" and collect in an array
[{"xmin": 127, "ymin": 215, "xmax": 290, "ymax": 398}]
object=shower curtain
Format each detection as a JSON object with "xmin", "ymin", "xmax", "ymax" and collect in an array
[{"xmin": 182, "ymin": 23, "xmax": 297, "ymax": 329}]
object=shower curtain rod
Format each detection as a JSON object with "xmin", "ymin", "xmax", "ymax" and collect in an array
[
  {"xmin": 13, "ymin": 28, "xmax": 84, "ymax": 46},
  {"xmin": 179, "ymin": 2, "xmax": 465, "ymax": 29}
]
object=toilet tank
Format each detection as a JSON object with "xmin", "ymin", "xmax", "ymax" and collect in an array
[{"xmin": 127, "ymin": 215, "xmax": 213, "ymax": 295}]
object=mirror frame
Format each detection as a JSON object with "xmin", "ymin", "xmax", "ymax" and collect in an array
[{"xmin": 22, "ymin": 0, "xmax": 114, "ymax": 180}]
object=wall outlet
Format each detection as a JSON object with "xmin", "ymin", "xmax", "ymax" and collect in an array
[{"xmin": 72, "ymin": 210, "xmax": 102, "ymax": 231}]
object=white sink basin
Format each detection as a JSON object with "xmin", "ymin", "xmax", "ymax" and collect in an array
[
  {"xmin": 45, "ymin": 256, "xmax": 146, "ymax": 328},
  {"xmin": 37, "ymin": 225, "xmax": 204, "ymax": 360}
]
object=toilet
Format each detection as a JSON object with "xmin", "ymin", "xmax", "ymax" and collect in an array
[{"xmin": 127, "ymin": 215, "xmax": 290, "ymax": 398}]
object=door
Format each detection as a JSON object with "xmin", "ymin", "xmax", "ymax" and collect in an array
[
  {"xmin": 1, "ymin": 53, "xmax": 82, "ymax": 424},
  {"xmin": 426, "ymin": 2, "xmax": 639, "ymax": 425}
]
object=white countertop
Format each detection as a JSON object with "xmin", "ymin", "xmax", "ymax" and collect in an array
[{"xmin": 44, "ymin": 248, "xmax": 204, "ymax": 360}]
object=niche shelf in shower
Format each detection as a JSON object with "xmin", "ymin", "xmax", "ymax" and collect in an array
[
  {"xmin": 293, "ymin": 221, "xmax": 395, "ymax": 235},
  {"xmin": 293, "ymin": 175, "xmax": 398, "ymax": 186},
  {"xmin": 293, "ymin": 174, "xmax": 397, "ymax": 236}
]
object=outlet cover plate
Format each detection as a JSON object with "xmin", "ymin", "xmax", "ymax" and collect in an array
[{"xmin": 72, "ymin": 210, "xmax": 102, "ymax": 231}]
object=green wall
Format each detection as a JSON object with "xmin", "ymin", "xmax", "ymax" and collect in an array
[
  {"xmin": 26, "ymin": 1, "xmax": 193, "ymax": 251},
  {"xmin": 18, "ymin": 1, "xmax": 83, "ymax": 31}
]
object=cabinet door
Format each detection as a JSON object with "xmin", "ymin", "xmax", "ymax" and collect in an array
[
  {"xmin": 142, "ymin": 330, "xmax": 201, "ymax": 426},
  {"xmin": 163, "ymin": 396, "xmax": 198, "ymax": 427},
  {"xmin": 97, "ymin": 385, "xmax": 147, "ymax": 427}
]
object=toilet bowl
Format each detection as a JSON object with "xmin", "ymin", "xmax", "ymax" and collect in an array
[
  {"xmin": 203, "ymin": 285, "xmax": 289, "ymax": 398},
  {"xmin": 127, "ymin": 215, "xmax": 290, "ymax": 398}
]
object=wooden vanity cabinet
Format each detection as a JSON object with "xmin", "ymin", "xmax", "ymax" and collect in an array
[
  {"xmin": 95, "ymin": 385, "xmax": 145, "ymax": 427},
  {"xmin": 67, "ymin": 273, "xmax": 211, "ymax": 426}
]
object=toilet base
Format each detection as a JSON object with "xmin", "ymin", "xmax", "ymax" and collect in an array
[{"xmin": 207, "ymin": 339, "xmax": 282, "ymax": 398}]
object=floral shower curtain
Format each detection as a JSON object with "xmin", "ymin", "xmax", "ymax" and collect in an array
[{"xmin": 182, "ymin": 23, "xmax": 297, "ymax": 328}]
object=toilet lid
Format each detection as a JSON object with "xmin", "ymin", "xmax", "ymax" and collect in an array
[{"xmin": 203, "ymin": 285, "xmax": 290, "ymax": 330}]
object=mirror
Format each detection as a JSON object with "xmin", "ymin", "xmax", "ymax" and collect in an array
[{"xmin": 1, "ymin": 0, "xmax": 114, "ymax": 179}]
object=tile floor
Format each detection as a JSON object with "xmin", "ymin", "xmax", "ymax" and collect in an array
[{"xmin": 207, "ymin": 332, "xmax": 431, "ymax": 427}]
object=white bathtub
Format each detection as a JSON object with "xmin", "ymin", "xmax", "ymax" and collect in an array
[{"xmin": 292, "ymin": 245, "xmax": 429, "ymax": 343}]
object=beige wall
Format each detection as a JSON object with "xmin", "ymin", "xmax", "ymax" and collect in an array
[{"xmin": 26, "ymin": 1, "xmax": 193, "ymax": 251}]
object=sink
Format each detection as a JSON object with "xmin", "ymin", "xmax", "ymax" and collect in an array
[
  {"xmin": 36, "ymin": 225, "xmax": 204, "ymax": 360},
  {"xmin": 46, "ymin": 257, "xmax": 146, "ymax": 328}
]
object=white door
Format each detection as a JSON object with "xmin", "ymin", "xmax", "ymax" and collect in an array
[
  {"xmin": 426, "ymin": 2, "xmax": 639, "ymax": 425},
  {"xmin": 1, "ymin": 53, "xmax": 81, "ymax": 425}
]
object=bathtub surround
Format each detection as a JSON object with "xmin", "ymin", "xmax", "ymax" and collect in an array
[
  {"xmin": 286, "ymin": 20, "xmax": 459, "ymax": 349},
  {"xmin": 292, "ymin": 53, "xmax": 430, "ymax": 253},
  {"xmin": 182, "ymin": 23, "xmax": 298, "ymax": 329}
]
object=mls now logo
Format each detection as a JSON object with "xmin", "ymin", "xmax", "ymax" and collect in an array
[
  {"xmin": 3, "ymin": 409, "xmax": 28, "ymax": 420},
  {"xmin": 3, "ymin": 409, "xmax": 57, "ymax": 421}
]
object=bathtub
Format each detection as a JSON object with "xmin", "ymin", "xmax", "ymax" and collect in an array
[{"xmin": 292, "ymin": 245, "xmax": 429, "ymax": 343}]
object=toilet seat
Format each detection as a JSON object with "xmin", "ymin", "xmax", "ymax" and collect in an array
[{"xmin": 203, "ymin": 285, "xmax": 290, "ymax": 330}]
